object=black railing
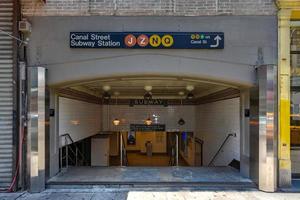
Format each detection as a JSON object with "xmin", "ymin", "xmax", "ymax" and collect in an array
[
  {"xmin": 59, "ymin": 133, "xmax": 87, "ymax": 169},
  {"xmin": 208, "ymin": 133, "xmax": 236, "ymax": 167},
  {"xmin": 195, "ymin": 137, "xmax": 204, "ymax": 166}
]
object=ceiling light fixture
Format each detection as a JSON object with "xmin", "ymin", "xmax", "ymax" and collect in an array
[
  {"xmin": 144, "ymin": 85, "xmax": 153, "ymax": 100},
  {"xmin": 186, "ymin": 92, "xmax": 194, "ymax": 100},
  {"xmin": 144, "ymin": 85, "xmax": 153, "ymax": 125},
  {"xmin": 113, "ymin": 118, "xmax": 120, "ymax": 126},
  {"xmin": 178, "ymin": 91, "xmax": 185, "ymax": 96},
  {"xmin": 186, "ymin": 85, "xmax": 195, "ymax": 100},
  {"xmin": 145, "ymin": 117, "xmax": 152, "ymax": 126},
  {"xmin": 144, "ymin": 85, "xmax": 152, "ymax": 91},
  {"xmin": 103, "ymin": 85, "xmax": 111, "ymax": 91},
  {"xmin": 102, "ymin": 91, "xmax": 111, "ymax": 100},
  {"xmin": 178, "ymin": 118, "xmax": 185, "ymax": 126},
  {"xmin": 112, "ymin": 91, "xmax": 120, "ymax": 126},
  {"xmin": 144, "ymin": 92, "xmax": 152, "ymax": 100},
  {"xmin": 102, "ymin": 85, "xmax": 111, "ymax": 102},
  {"xmin": 178, "ymin": 91, "xmax": 186, "ymax": 126}
]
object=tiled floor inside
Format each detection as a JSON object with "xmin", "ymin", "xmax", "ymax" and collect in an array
[
  {"xmin": 47, "ymin": 166, "xmax": 252, "ymax": 185},
  {"xmin": 127, "ymin": 153, "xmax": 188, "ymax": 166},
  {"xmin": 110, "ymin": 153, "xmax": 188, "ymax": 166}
]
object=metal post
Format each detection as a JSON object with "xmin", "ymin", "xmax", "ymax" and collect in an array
[
  {"xmin": 76, "ymin": 148, "xmax": 78, "ymax": 166},
  {"xmin": 120, "ymin": 132, "xmax": 123, "ymax": 167},
  {"xmin": 258, "ymin": 65, "xmax": 277, "ymax": 192},
  {"xmin": 201, "ymin": 142, "xmax": 203, "ymax": 166},
  {"xmin": 59, "ymin": 146, "xmax": 62, "ymax": 170},
  {"xmin": 27, "ymin": 67, "xmax": 46, "ymax": 192},
  {"xmin": 18, "ymin": 62, "xmax": 26, "ymax": 189},
  {"xmin": 65, "ymin": 137, "xmax": 68, "ymax": 168},
  {"xmin": 176, "ymin": 133, "xmax": 179, "ymax": 166}
]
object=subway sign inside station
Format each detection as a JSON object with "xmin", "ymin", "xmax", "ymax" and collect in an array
[{"xmin": 70, "ymin": 32, "xmax": 224, "ymax": 49}]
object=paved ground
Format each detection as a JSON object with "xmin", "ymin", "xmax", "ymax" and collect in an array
[
  {"xmin": 0, "ymin": 188, "xmax": 300, "ymax": 200},
  {"xmin": 48, "ymin": 166, "xmax": 251, "ymax": 184}
]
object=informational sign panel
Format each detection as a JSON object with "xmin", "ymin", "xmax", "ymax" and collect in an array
[
  {"xmin": 130, "ymin": 124, "xmax": 166, "ymax": 132},
  {"xmin": 70, "ymin": 32, "xmax": 224, "ymax": 49}
]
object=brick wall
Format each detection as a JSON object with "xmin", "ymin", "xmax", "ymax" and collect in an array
[{"xmin": 21, "ymin": 0, "xmax": 276, "ymax": 16}]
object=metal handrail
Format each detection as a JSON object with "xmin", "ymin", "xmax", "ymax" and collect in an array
[
  {"xmin": 208, "ymin": 133, "xmax": 236, "ymax": 167},
  {"xmin": 61, "ymin": 133, "xmax": 86, "ymax": 159},
  {"xmin": 168, "ymin": 146, "xmax": 176, "ymax": 166},
  {"xmin": 60, "ymin": 133, "xmax": 74, "ymax": 143},
  {"xmin": 121, "ymin": 133, "xmax": 128, "ymax": 166},
  {"xmin": 195, "ymin": 137, "xmax": 204, "ymax": 166},
  {"xmin": 195, "ymin": 137, "xmax": 204, "ymax": 144},
  {"xmin": 59, "ymin": 133, "xmax": 87, "ymax": 168}
]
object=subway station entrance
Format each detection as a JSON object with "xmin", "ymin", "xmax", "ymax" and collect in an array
[
  {"xmin": 24, "ymin": 16, "xmax": 278, "ymax": 192},
  {"xmin": 41, "ymin": 75, "xmax": 254, "ymax": 188},
  {"xmin": 27, "ymin": 60, "xmax": 278, "ymax": 192}
]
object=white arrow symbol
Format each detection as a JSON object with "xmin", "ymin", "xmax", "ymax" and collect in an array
[{"xmin": 210, "ymin": 35, "xmax": 222, "ymax": 48}]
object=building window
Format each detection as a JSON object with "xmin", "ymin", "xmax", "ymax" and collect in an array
[{"xmin": 291, "ymin": 27, "xmax": 300, "ymax": 147}]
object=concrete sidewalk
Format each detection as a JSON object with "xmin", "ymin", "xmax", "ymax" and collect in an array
[
  {"xmin": 48, "ymin": 166, "xmax": 252, "ymax": 185},
  {"xmin": 0, "ymin": 188, "xmax": 300, "ymax": 200}
]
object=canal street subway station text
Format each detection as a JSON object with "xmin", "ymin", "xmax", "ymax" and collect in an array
[
  {"xmin": 69, "ymin": 32, "xmax": 225, "ymax": 49},
  {"xmin": 70, "ymin": 33, "xmax": 120, "ymax": 47}
]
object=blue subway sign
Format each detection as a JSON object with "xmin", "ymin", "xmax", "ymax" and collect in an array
[{"xmin": 70, "ymin": 32, "xmax": 224, "ymax": 49}]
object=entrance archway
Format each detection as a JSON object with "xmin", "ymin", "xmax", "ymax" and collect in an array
[{"xmin": 45, "ymin": 75, "xmax": 252, "ymax": 187}]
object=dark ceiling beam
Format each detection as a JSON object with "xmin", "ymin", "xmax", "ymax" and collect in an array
[
  {"xmin": 196, "ymin": 88, "xmax": 240, "ymax": 105},
  {"xmin": 57, "ymin": 88, "xmax": 102, "ymax": 104}
]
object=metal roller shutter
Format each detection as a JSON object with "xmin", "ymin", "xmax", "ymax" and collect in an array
[{"xmin": 0, "ymin": 0, "xmax": 14, "ymax": 189}]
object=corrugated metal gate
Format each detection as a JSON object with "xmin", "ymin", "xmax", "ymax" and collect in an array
[{"xmin": 0, "ymin": 0, "xmax": 14, "ymax": 189}]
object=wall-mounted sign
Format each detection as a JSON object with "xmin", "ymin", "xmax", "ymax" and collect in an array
[
  {"xmin": 127, "ymin": 132, "xmax": 136, "ymax": 145},
  {"xmin": 129, "ymin": 99, "xmax": 168, "ymax": 106},
  {"xmin": 130, "ymin": 124, "xmax": 166, "ymax": 132},
  {"xmin": 70, "ymin": 32, "xmax": 224, "ymax": 49},
  {"xmin": 49, "ymin": 109, "xmax": 55, "ymax": 117}
]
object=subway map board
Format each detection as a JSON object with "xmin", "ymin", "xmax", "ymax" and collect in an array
[{"xmin": 70, "ymin": 32, "xmax": 224, "ymax": 49}]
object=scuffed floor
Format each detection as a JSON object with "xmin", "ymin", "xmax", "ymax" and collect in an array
[{"xmin": 47, "ymin": 166, "xmax": 251, "ymax": 185}]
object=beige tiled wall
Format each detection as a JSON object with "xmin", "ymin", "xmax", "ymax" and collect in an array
[
  {"xmin": 195, "ymin": 98, "xmax": 240, "ymax": 166},
  {"xmin": 58, "ymin": 97, "xmax": 240, "ymax": 167},
  {"xmin": 58, "ymin": 97, "xmax": 102, "ymax": 145},
  {"xmin": 102, "ymin": 105, "xmax": 196, "ymax": 132}
]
